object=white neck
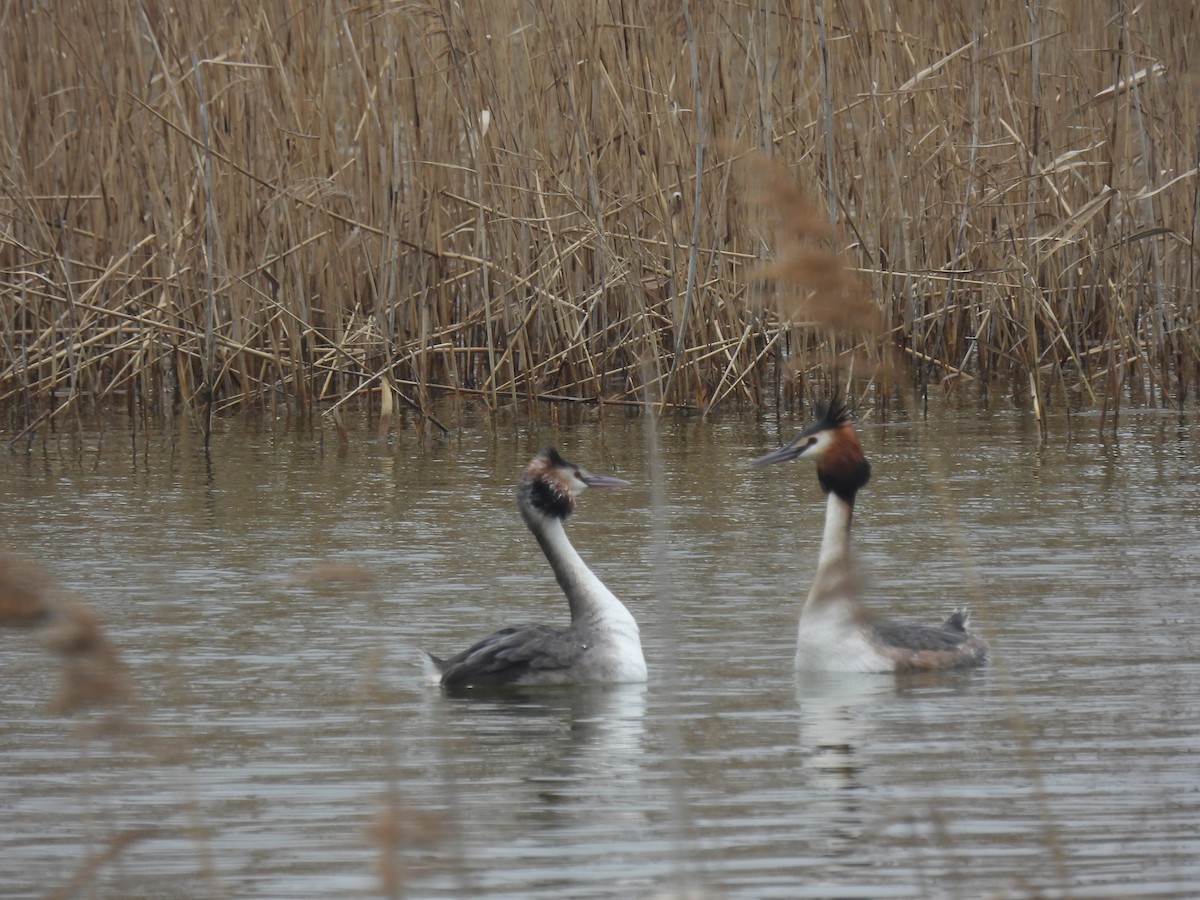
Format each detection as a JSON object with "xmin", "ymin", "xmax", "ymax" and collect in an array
[
  {"xmin": 803, "ymin": 490, "xmax": 858, "ymax": 614},
  {"xmin": 532, "ymin": 517, "xmax": 639, "ymax": 632}
]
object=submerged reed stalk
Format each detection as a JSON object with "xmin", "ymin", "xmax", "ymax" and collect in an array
[{"xmin": 1, "ymin": 2, "xmax": 1195, "ymax": 430}]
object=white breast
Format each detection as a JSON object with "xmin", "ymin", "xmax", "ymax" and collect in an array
[{"xmin": 795, "ymin": 606, "xmax": 893, "ymax": 673}]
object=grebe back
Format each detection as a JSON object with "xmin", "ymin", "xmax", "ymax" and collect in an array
[
  {"xmin": 423, "ymin": 448, "xmax": 647, "ymax": 689},
  {"xmin": 753, "ymin": 398, "xmax": 988, "ymax": 673}
]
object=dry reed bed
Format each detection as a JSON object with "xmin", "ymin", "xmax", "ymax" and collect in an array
[{"xmin": 1, "ymin": 2, "xmax": 1196, "ymax": 433}]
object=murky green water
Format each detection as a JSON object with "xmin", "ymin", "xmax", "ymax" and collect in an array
[{"xmin": 2, "ymin": 406, "xmax": 1198, "ymax": 898}]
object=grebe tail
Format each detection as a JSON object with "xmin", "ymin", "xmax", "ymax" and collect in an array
[
  {"xmin": 423, "ymin": 448, "xmax": 647, "ymax": 689},
  {"xmin": 753, "ymin": 398, "xmax": 988, "ymax": 673}
]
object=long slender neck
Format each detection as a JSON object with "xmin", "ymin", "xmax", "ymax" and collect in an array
[
  {"xmin": 527, "ymin": 514, "xmax": 623, "ymax": 623},
  {"xmin": 804, "ymin": 490, "xmax": 858, "ymax": 613}
]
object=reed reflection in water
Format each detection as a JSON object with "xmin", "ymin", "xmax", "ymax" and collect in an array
[{"xmin": 0, "ymin": 407, "xmax": 1197, "ymax": 898}]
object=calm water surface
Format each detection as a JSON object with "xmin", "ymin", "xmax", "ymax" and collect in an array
[{"xmin": 1, "ymin": 407, "xmax": 1197, "ymax": 898}]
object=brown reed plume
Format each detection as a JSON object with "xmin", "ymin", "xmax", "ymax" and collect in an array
[
  {"xmin": 0, "ymin": 552, "xmax": 54, "ymax": 627},
  {"xmin": 751, "ymin": 161, "xmax": 882, "ymax": 339},
  {"xmin": 41, "ymin": 601, "xmax": 132, "ymax": 716},
  {"xmin": 745, "ymin": 155, "xmax": 888, "ymax": 409},
  {"xmin": 0, "ymin": 553, "xmax": 131, "ymax": 715}
]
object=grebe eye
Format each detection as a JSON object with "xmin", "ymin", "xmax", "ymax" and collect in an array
[
  {"xmin": 807, "ymin": 437, "xmax": 818, "ymax": 446},
  {"xmin": 575, "ymin": 471, "xmax": 583, "ymax": 479}
]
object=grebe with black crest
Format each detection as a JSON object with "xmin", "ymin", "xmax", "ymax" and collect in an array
[
  {"xmin": 753, "ymin": 399, "xmax": 988, "ymax": 673},
  {"xmin": 423, "ymin": 448, "xmax": 647, "ymax": 689}
]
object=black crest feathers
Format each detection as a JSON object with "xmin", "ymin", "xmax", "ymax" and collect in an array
[
  {"xmin": 812, "ymin": 396, "xmax": 852, "ymax": 430},
  {"xmin": 519, "ymin": 448, "xmax": 576, "ymax": 520}
]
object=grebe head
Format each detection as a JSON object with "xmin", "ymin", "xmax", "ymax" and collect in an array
[
  {"xmin": 518, "ymin": 447, "xmax": 629, "ymax": 522},
  {"xmin": 752, "ymin": 398, "xmax": 871, "ymax": 500}
]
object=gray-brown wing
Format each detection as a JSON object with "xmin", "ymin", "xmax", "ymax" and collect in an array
[
  {"xmin": 869, "ymin": 609, "xmax": 989, "ymax": 670},
  {"xmin": 432, "ymin": 624, "xmax": 587, "ymax": 689},
  {"xmin": 871, "ymin": 619, "xmax": 971, "ymax": 652}
]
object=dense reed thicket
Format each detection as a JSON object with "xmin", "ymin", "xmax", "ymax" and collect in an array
[{"xmin": 1, "ymin": 1, "xmax": 1196, "ymax": 434}]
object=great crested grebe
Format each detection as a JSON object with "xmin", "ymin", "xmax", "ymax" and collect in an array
[
  {"xmin": 423, "ymin": 448, "xmax": 647, "ymax": 689},
  {"xmin": 753, "ymin": 398, "xmax": 989, "ymax": 673}
]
